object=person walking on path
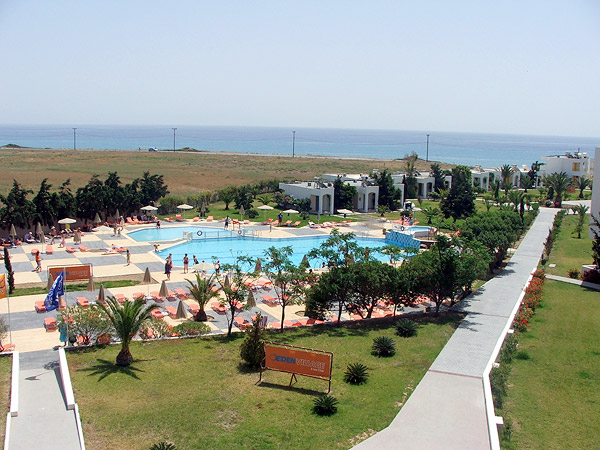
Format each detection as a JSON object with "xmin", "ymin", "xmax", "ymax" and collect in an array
[
  {"xmin": 183, "ymin": 253, "xmax": 189, "ymax": 274},
  {"xmin": 126, "ymin": 249, "xmax": 131, "ymax": 266},
  {"xmin": 35, "ymin": 250, "xmax": 42, "ymax": 272}
]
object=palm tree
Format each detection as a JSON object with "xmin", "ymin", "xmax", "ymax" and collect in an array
[
  {"xmin": 508, "ymin": 190, "xmax": 525, "ymax": 214},
  {"xmin": 543, "ymin": 172, "xmax": 571, "ymax": 208},
  {"xmin": 421, "ymin": 206, "xmax": 440, "ymax": 225},
  {"xmin": 521, "ymin": 176, "xmax": 534, "ymax": 193},
  {"xmin": 98, "ymin": 297, "xmax": 158, "ymax": 366},
  {"xmin": 573, "ymin": 177, "xmax": 591, "ymax": 199},
  {"xmin": 257, "ymin": 194, "xmax": 272, "ymax": 206},
  {"xmin": 571, "ymin": 204, "xmax": 589, "ymax": 239},
  {"xmin": 498, "ymin": 164, "xmax": 515, "ymax": 195},
  {"xmin": 186, "ymin": 273, "xmax": 220, "ymax": 321}
]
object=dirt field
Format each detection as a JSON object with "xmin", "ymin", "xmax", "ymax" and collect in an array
[{"xmin": 0, "ymin": 147, "xmax": 453, "ymax": 196}]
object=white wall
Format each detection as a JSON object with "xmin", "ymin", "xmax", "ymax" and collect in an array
[{"xmin": 590, "ymin": 148, "xmax": 599, "ymax": 239}]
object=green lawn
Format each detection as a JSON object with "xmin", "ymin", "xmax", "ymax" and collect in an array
[
  {"xmin": 0, "ymin": 355, "xmax": 12, "ymax": 445},
  {"xmin": 68, "ymin": 316, "xmax": 461, "ymax": 450},
  {"xmin": 545, "ymin": 214, "xmax": 592, "ymax": 277},
  {"xmin": 501, "ymin": 280, "xmax": 600, "ymax": 449}
]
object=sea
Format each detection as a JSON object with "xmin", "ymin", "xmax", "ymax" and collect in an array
[{"xmin": 0, "ymin": 125, "xmax": 598, "ymax": 168}]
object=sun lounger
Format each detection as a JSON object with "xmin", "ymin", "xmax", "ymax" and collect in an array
[
  {"xmin": 290, "ymin": 221, "xmax": 301, "ymax": 227},
  {"xmin": 165, "ymin": 306, "xmax": 177, "ymax": 319},
  {"xmin": 206, "ymin": 216, "xmax": 213, "ymax": 222},
  {"xmin": 174, "ymin": 288, "xmax": 189, "ymax": 299},
  {"xmin": 176, "ymin": 214, "xmax": 184, "ymax": 222},
  {"xmin": 0, "ymin": 341, "xmax": 16, "ymax": 352},
  {"xmin": 151, "ymin": 291, "xmax": 164, "ymax": 302},
  {"xmin": 283, "ymin": 220, "xmax": 292, "ymax": 226},
  {"xmin": 76, "ymin": 297, "xmax": 90, "ymax": 307},
  {"xmin": 306, "ymin": 318, "xmax": 325, "ymax": 325},
  {"xmin": 262, "ymin": 218, "xmax": 273, "ymax": 225},
  {"xmin": 151, "ymin": 309, "xmax": 165, "ymax": 319},
  {"xmin": 114, "ymin": 293, "xmax": 127, "ymax": 304},
  {"xmin": 133, "ymin": 292, "xmax": 145, "ymax": 301},
  {"xmin": 44, "ymin": 317, "xmax": 57, "ymax": 331},
  {"xmin": 243, "ymin": 220, "xmax": 250, "ymax": 225},
  {"xmin": 35, "ymin": 301, "xmax": 46, "ymax": 313},
  {"xmin": 233, "ymin": 316, "xmax": 249, "ymax": 330},
  {"xmin": 79, "ymin": 245, "xmax": 88, "ymax": 252},
  {"xmin": 211, "ymin": 301, "xmax": 227, "ymax": 314},
  {"xmin": 66, "ymin": 246, "xmax": 76, "ymax": 253},
  {"xmin": 46, "ymin": 245, "xmax": 53, "ymax": 254},
  {"xmin": 350, "ymin": 313, "xmax": 363, "ymax": 321},
  {"xmin": 267, "ymin": 321, "xmax": 281, "ymax": 329},
  {"xmin": 187, "ymin": 303, "xmax": 200, "ymax": 315},
  {"xmin": 126, "ymin": 217, "xmax": 135, "ymax": 224},
  {"xmin": 192, "ymin": 216, "xmax": 200, "ymax": 222},
  {"xmin": 261, "ymin": 295, "xmax": 278, "ymax": 306},
  {"xmin": 30, "ymin": 248, "xmax": 39, "ymax": 255},
  {"xmin": 167, "ymin": 290, "xmax": 177, "ymax": 301}
]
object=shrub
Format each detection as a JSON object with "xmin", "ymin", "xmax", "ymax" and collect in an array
[
  {"xmin": 531, "ymin": 269, "xmax": 545, "ymax": 281},
  {"xmin": 343, "ymin": 363, "xmax": 369, "ymax": 385},
  {"xmin": 499, "ymin": 334, "xmax": 518, "ymax": 364},
  {"xmin": 372, "ymin": 336, "xmax": 396, "ymax": 357},
  {"xmin": 0, "ymin": 317, "xmax": 8, "ymax": 342},
  {"xmin": 395, "ymin": 319, "xmax": 418, "ymax": 338},
  {"xmin": 490, "ymin": 364, "xmax": 511, "ymax": 409},
  {"xmin": 312, "ymin": 394, "xmax": 339, "ymax": 416},
  {"xmin": 515, "ymin": 350, "xmax": 531, "ymax": 360},
  {"xmin": 246, "ymin": 209, "xmax": 259, "ymax": 219},
  {"xmin": 240, "ymin": 313, "xmax": 266, "ymax": 368},
  {"xmin": 141, "ymin": 318, "xmax": 171, "ymax": 339},
  {"xmin": 582, "ymin": 269, "xmax": 600, "ymax": 284},
  {"xmin": 171, "ymin": 321, "xmax": 210, "ymax": 337},
  {"xmin": 567, "ymin": 268, "xmax": 580, "ymax": 279}
]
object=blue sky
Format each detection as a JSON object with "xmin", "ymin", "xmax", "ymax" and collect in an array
[{"xmin": 1, "ymin": 1, "xmax": 598, "ymax": 137}]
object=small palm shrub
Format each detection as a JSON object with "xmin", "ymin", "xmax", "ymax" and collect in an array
[
  {"xmin": 149, "ymin": 442, "xmax": 177, "ymax": 450},
  {"xmin": 312, "ymin": 394, "xmax": 339, "ymax": 416},
  {"xmin": 372, "ymin": 336, "xmax": 396, "ymax": 357},
  {"xmin": 396, "ymin": 319, "xmax": 418, "ymax": 338},
  {"xmin": 343, "ymin": 363, "xmax": 369, "ymax": 385}
]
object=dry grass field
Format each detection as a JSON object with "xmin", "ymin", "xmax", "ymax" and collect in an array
[{"xmin": 0, "ymin": 147, "xmax": 452, "ymax": 196}]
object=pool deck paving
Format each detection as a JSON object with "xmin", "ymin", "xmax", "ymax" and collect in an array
[{"xmin": 353, "ymin": 207, "xmax": 560, "ymax": 450}]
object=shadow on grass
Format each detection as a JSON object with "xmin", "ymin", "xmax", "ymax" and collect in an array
[
  {"xmin": 257, "ymin": 380, "xmax": 325, "ymax": 397},
  {"xmin": 78, "ymin": 358, "xmax": 149, "ymax": 381}
]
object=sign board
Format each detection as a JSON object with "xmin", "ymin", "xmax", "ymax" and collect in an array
[
  {"xmin": 48, "ymin": 264, "xmax": 92, "ymax": 281},
  {"xmin": 0, "ymin": 274, "xmax": 6, "ymax": 299},
  {"xmin": 260, "ymin": 342, "xmax": 333, "ymax": 392}
]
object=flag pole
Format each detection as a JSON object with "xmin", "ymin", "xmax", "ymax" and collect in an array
[
  {"xmin": 6, "ymin": 287, "xmax": 12, "ymax": 346},
  {"xmin": 63, "ymin": 269, "xmax": 68, "ymax": 347}
]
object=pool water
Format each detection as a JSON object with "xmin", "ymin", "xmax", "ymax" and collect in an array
[
  {"xmin": 128, "ymin": 226, "xmax": 232, "ymax": 242},
  {"xmin": 156, "ymin": 235, "xmax": 397, "ymax": 268}
]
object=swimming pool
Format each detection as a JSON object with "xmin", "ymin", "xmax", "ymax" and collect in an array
[
  {"xmin": 129, "ymin": 226, "xmax": 232, "ymax": 242},
  {"xmin": 156, "ymin": 235, "xmax": 397, "ymax": 268}
]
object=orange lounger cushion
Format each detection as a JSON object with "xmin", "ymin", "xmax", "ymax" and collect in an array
[
  {"xmin": 187, "ymin": 303, "xmax": 200, "ymax": 314},
  {"xmin": 174, "ymin": 288, "xmax": 189, "ymax": 298},
  {"xmin": 35, "ymin": 301, "xmax": 46, "ymax": 313},
  {"xmin": 76, "ymin": 297, "xmax": 90, "ymax": 307},
  {"xmin": 44, "ymin": 317, "xmax": 57, "ymax": 331},
  {"xmin": 46, "ymin": 245, "xmax": 53, "ymax": 254},
  {"xmin": 165, "ymin": 306, "xmax": 177, "ymax": 318},
  {"xmin": 151, "ymin": 310, "xmax": 165, "ymax": 319},
  {"xmin": 66, "ymin": 246, "xmax": 76, "ymax": 253},
  {"xmin": 114, "ymin": 293, "xmax": 127, "ymax": 303},
  {"xmin": 30, "ymin": 248, "xmax": 39, "ymax": 255},
  {"xmin": 79, "ymin": 245, "xmax": 88, "ymax": 252}
]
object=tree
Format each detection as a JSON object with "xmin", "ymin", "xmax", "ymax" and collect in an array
[
  {"xmin": 571, "ymin": 204, "xmax": 589, "ymax": 239},
  {"xmin": 0, "ymin": 180, "xmax": 34, "ymax": 229},
  {"xmin": 306, "ymin": 266, "xmax": 354, "ymax": 325},
  {"xmin": 75, "ymin": 175, "xmax": 104, "ymax": 222},
  {"xmin": 348, "ymin": 260, "xmax": 391, "ymax": 319},
  {"xmin": 498, "ymin": 164, "xmax": 515, "ymax": 195},
  {"xmin": 430, "ymin": 163, "xmax": 448, "ymax": 192},
  {"xmin": 573, "ymin": 177, "xmax": 591, "ymax": 199},
  {"xmin": 543, "ymin": 172, "xmax": 571, "ymax": 207},
  {"xmin": 257, "ymin": 194, "xmax": 272, "ymax": 206},
  {"xmin": 452, "ymin": 239, "xmax": 491, "ymax": 303},
  {"xmin": 520, "ymin": 176, "xmax": 534, "ymax": 193},
  {"xmin": 307, "ymin": 229, "xmax": 367, "ymax": 267},
  {"xmin": 214, "ymin": 255, "xmax": 255, "ymax": 336},
  {"xmin": 440, "ymin": 165, "xmax": 475, "ymax": 221},
  {"xmin": 590, "ymin": 215, "xmax": 600, "ymax": 267},
  {"xmin": 102, "ymin": 172, "xmax": 125, "ymax": 220},
  {"xmin": 383, "ymin": 263, "xmax": 419, "ymax": 314},
  {"xmin": 186, "ymin": 273, "xmax": 220, "ymax": 321},
  {"xmin": 3, "ymin": 247, "xmax": 14, "ymax": 294},
  {"xmin": 508, "ymin": 190, "xmax": 525, "ymax": 215},
  {"xmin": 421, "ymin": 206, "xmax": 441, "ymax": 225},
  {"xmin": 263, "ymin": 246, "xmax": 311, "ymax": 330},
  {"xmin": 31, "ymin": 179, "xmax": 55, "ymax": 226},
  {"xmin": 233, "ymin": 185, "xmax": 253, "ymax": 211},
  {"xmin": 333, "ymin": 178, "xmax": 357, "ymax": 212},
  {"xmin": 138, "ymin": 171, "xmax": 169, "ymax": 206},
  {"xmin": 371, "ymin": 169, "xmax": 401, "ymax": 210},
  {"xmin": 53, "ymin": 179, "xmax": 76, "ymax": 219},
  {"xmin": 403, "ymin": 153, "xmax": 419, "ymax": 199},
  {"xmin": 380, "ymin": 244, "xmax": 406, "ymax": 263},
  {"xmin": 97, "ymin": 298, "xmax": 159, "ymax": 366},
  {"xmin": 220, "ymin": 189, "xmax": 234, "ymax": 210},
  {"xmin": 239, "ymin": 313, "xmax": 267, "ymax": 368}
]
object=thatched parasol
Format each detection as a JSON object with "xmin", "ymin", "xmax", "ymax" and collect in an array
[
  {"xmin": 247, "ymin": 291, "xmax": 256, "ymax": 308},
  {"xmin": 143, "ymin": 267, "xmax": 152, "ymax": 298},
  {"xmin": 87, "ymin": 275, "xmax": 95, "ymax": 292},
  {"xmin": 175, "ymin": 300, "xmax": 188, "ymax": 319},
  {"xmin": 97, "ymin": 284, "xmax": 106, "ymax": 304},
  {"xmin": 46, "ymin": 273, "xmax": 55, "ymax": 291},
  {"xmin": 159, "ymin": 280, "xmax": 169, "ymax": 298}
]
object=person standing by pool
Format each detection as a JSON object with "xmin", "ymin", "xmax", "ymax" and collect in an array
[
  {"xmin": 193, "ymin": 255, "xmax": 199, "ymax": 265},
  {"xmin": 126, "ymin": 249, "xmax": 131, "ymax": 266},
  {"xmin": 165, "ymin": 259, "xmax": 172, "ymax": 280},
  {"xmin": 277, "ymin": 212, "xmax": 283, "ymax": 226},
  {"xmin": 156, "ymin": 219, "xmax": 161, "ymax": 229},
  {"xmin": 183, "ymin": 253, "xmax": 189, "ymax": 274},
  {"xmin": 224, "ymin": 216, "xmax": 230, "ymax": 229}
]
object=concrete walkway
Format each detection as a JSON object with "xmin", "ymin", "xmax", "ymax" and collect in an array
[
  {"xmin": 9, "ymin": 350, "xmax": 81, "ymax": 450},
  {"xmin": 355, "ymin": 208, "xmax": 559, "ymax": 450},
  {"xmin": 545, "ymin": 274, "xmax": 600, "ymax": 291}
]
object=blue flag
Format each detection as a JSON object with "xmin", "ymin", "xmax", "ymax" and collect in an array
[{"xmin": 44, "ymin": 271, "xmax": 65, "ymax": 312}]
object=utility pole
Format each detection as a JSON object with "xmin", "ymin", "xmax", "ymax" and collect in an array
[
  {"xmin": 72, "ymin": 128, "xmax": 77, "ymax": 150},
  {"xmin": 292, "ymin": 130, "xmax": 296, "ymax": 158},
  {"xmin": 426, "ymin": 134, "xmax": 430, "ymax": 162},
  {"xmin": 172, "ymin": 128, "xmax": 177, "ymax": 152}
]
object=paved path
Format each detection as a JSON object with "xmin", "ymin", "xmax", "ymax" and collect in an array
[
  {"xmin": 354, "ymin": 208, "xmax": 559, "ymax": 450},
  {"xmin": 546, "ymin": 274, "xmax": 600, "ymax": 291},
  {"xmin": 9, "ymin": 350, "xmax": 81, "ymax": 450}
]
